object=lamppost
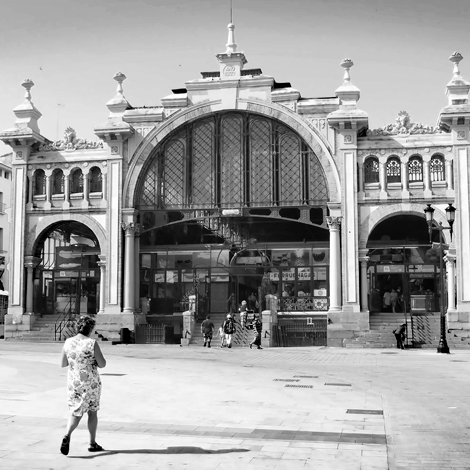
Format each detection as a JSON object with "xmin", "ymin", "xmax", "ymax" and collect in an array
[{"xmin": 423, "ymin": 203, "xmax": 456, "ymax": 354}]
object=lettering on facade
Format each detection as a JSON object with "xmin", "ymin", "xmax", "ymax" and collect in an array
[{"xmin": 223, "ymin": 65, "xmax": 236, "ymax": 77}]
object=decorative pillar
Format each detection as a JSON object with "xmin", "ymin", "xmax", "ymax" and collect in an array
[
  {"xmin": 401, "ymin": 156, "xmax": 409, "ymax": 198},
  {"xmin": 83, "ymin": 169, "xmax": 90, "ymax": 208},
  {"xmin": 122, "ymin": 222, "xmax": 138, "ymax": 314},
  {"xmin": 45, "ymin": 174, "xmax": 52, "ymax": 210},
  {"xmin": 357, "ymin": 161, "xmax": 364, "ymax": 196},
  {"xmin": 326, "ymin": 216, "xmax": 342, "ymax": 312},
  {"xmin": 359, "ymin": 255, "xmax": 370, "ymax": 312},
  {"xmin": 63, "ymin": 172, "xmax": 70, "ymax": 209},
  {"xmin": 445, "ymin": 158, "xmax": 454, "ymax": 192},
  {"xmin": 134, "ymin": 226, "xmax": 141, "ymax": 312},
  {"xmin": 97, "ymin": 256, "xmax": 106, "ymax": 314},
  {"xmin": 423, "ymin": 156, "xmax": 432, "ymax": 197},
  {"xmin": 379, "ymin": 158, "xmax": 387, "ymax": 199},
  {"xmin": 445, "ymin": 253, "xmax": 457, "ymax": 315},
  {"xmin": 24, "ymin": 256, "xmax": 40, "ymax": 315}
]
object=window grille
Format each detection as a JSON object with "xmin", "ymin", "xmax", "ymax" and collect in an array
[
  {"xmin": 70, "ymin": 169, "xmax": 84, "ymax": 194},
  {"xmin": 364, "ymin": 157, "xmax": 379, "ymax": 183},
  {"xmin": 163, "ymin": 138, "xmax": 185, "ymax": 207},
  {"xmin": 192, "ymin": 122, "xmax": 215, "ymax": 207},
  {"xmin": 34, "ymin": 169, "xmax": 46, "ymax": 195},
  {"xmin": 386, "ymin": 158, "xmax": 401, "ymax": 183},
  {"xmin": 279, "ymin": 132, "xmax": 302, "ymax": 204},
  {"xmin": 249, "ymin": 119, "xmax": 272, "ymax": 206},
  {"xmin": 430, "ymin": 155, "xmax": 445, "ymax": 182},
  {"xmin": 52, "ymin": 170, "xmax": 65, "ymax": 195},
  {"xmin": 408, "ymin": 157, "xmax": 423, "ymax": 182},
  {"xmin": 221, "ymin": 116, "xmax": 243, "ymax": 207}
]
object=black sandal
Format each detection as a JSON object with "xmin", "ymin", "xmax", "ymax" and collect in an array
[
  {"xmin": 60, "ymin": 434, "xmax": 70, "ymax": 456},
  {"xmin": 88, "ymin": 442, "xmax": 104, "ymax": 452}
]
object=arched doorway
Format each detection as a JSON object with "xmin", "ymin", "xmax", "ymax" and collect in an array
[
  {"xmin": 33, "ymin": 222, "xmax": 101, "ymax": 316},
  {"xmin": 367, "ymin": 214, "xmax": 443, "ymax": 314}
]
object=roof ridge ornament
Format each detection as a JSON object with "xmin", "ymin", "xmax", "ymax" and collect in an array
[
  {"xmin": 114, "ymin": 72, "xmax": 127, "ymax": 97},
  {"xmin": 340, "ymin": 58, "xmax": 354, "ymax": 84},
  {"xmin": 449, "ymin": 52, "xmax": 463, "ymax": 78},
  {"xmin": 226, "ymin": 23, "xmax": 237, "ymax": 54},
  {"xmin": 22, "ymin": 79, "xmax": 35, "ymax": 103}
]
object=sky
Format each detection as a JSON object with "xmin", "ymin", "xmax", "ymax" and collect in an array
[{"xmin": 0, "ymin": 0, "xmax": 469, "ymax": 156}]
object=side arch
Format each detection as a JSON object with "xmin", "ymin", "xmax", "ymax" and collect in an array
[
  {"xmin": 26, "ymin": 213, "xmax": 107, "ymax": 256},
  {"xmin": 359, "ymin": 203, "xmax": 450, "ymax": 249},
  {"xmin": 123, "ymin": 99, "xmax": 341, "ymax": 208}
]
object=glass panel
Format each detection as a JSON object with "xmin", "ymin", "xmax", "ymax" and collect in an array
[
  {"xmin": 249, "ymin": 119, "xmax": 272, "ymax": 206},
  {"xmin": 364, "ymin": 158, "xmax": 379, "ymax": 183},
  {"xmin": 71, "ymin": 170, "xmax": 84, "ymax": 193},
  {"xmin": 279, "ymin": 132, "xmax": 302, "ymax": 204},
  {"xmin": 192, "ymin": 121, "xmax": 214, "ymax": 206},
  {"xmin": 386, "ymin": 159, "xmax": 401, "ymax": 183},
  {"xmin": 430, "ymin": 156, "xmax": 445, "ymax": 182},
  {"xmin": 408, "ymin": 158, "xmax": 423, "ymax": 182},
  {"xmin": 164, "ymin": 139, "xmax": 185, "ymax": 207},
  {"xmin": 308, "ymin": 150, "xmax": 329, "ymax": 201},
  {"xmin": 141, "ymin": 158, "xmax": 159, "ymax": 205},
  {"xmin": 89, "ymin": 167, "xmax": 102, "ymax": 192},
  {"xmin": 221, "ymin": 116, "xmax": 243, "ymax": 207}
]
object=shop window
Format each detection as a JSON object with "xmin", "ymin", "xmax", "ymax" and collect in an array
[
  {"xmin": 364, "ymin": 157, "xmax": 379, "ymax": 184},
  {"xmin": 52, "ymin": 169, "xmax": 65, "ymax": 195},
  {"xmin": 408, "ymin": 156, "xmax": 423, "ymax": 182},
  {"xmin": 430, "ymin": 155, "xmax": 445, "ymax": 182},
  {"xmin": 89, "ymin": 167, "xmax": 103, "ymax": 193},
  {"xmin": 70, "ymin": 168, "xmax": 84, "ymax": 194},
  {"xmin": 34, "ymin": 169, "xmax": 46, "ymax": 196},
  {"xmin": 386, "ymin": 157, "xmax": 401, "ymax": 184}
]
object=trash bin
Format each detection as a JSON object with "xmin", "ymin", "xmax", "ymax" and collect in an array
[{"xmin": 120, "ymin": 327, "xmax": 130, "ymax": 344}]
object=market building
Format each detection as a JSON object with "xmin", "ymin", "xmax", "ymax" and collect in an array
[{"xmin": 2, "ymin": 24, "xmax": 470, "ymax": 348}]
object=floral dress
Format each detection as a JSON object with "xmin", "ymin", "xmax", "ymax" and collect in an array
[{"xmin": 64, "ymin": 336, "xmax": 102, "ymax": 417}]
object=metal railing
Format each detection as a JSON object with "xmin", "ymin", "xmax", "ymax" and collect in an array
[
  {"xmin": 135, "ymin": 324, "xmax": 165, "ymax": 344},
  {"xmin": 54, "ymin": 301, "xmax": 79, "ymax": 341}
]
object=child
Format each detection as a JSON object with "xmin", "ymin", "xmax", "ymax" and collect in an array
[{"xmin": 217, "ymin": 324, "xmax": 225, "ymax": 348}]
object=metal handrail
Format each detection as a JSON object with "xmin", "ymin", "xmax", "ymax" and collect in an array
[{"xmin": 54, "ymin": 301, "xmax": 78, "ymax": 341}]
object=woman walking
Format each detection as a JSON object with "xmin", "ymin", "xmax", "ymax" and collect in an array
[
  {"xmin": 59, "ymin": 315, "xmax": 106, "ymax": 456},
  {"xmin": 249, "ymin": 313, "xmax": 263, "ymax": 350}
]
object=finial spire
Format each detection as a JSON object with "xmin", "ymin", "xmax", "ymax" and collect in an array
[
  {"xmin": 230, "ymin": 0, "xmax": 233, "ymax": 23},
  {"xmin": 340, "ymin": 59, "xmax": 354, "ymax": 84},
  {"xmin": 449, "ymin": 52, "xmax": 463, "ymax": 78},
  {"xmin": 114, "ymin": 72, "xmax": 127, "ymax": 97},
  {"xmin": 226, "ymin": 23, "xmax": 237, "ymax": 53},
  {"xmin": 22, "ymin": 79, "xmax": 35, "ymax": 103}
]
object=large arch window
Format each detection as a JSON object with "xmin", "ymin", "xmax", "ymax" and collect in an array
[
  {"xmin": 364, "ymin": 156, "xmax": 379, "ymax": 184},
  {"xmin": 408, "ymin": 156, "xmax": 423, "ymax": 183},
  {"xmin": 430, "ymin": 155, "xmax": 445, "ymax": 182},
  {"xmin": 52, "ymin": 169, "xmax": 65, "ymax": 195},
  {"xmin": 70, "ymin": 169, "xmax": 84, "ymax": 194},
  {"xmin": 34, "ymin": 169, "xmax": 46, "ymax": 196},
  {"xmin": 137, "ymin": 112, "xmax": 328, "ymax": 209},
  {"xmin": 386, "ymin": 157, "xmax": 401, "ymax": 184}
]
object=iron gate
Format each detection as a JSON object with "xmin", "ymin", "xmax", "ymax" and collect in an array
[{"xmin": 276, "ymin": 315, "xmax": 327, "ymax": 347}]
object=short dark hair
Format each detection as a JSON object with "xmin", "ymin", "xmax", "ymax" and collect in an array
[
  {"xmin": 76, "ymin": 315, "xmax": 96, "ymax": 336},
  {"xmin": 206, "ymin": 315, "xmax": 211, "ymax": 319}
]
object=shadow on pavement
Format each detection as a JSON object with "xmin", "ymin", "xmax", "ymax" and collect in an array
[{"xmin": 69, "ymin": 447, "xmax": 250, "ymax": 458}]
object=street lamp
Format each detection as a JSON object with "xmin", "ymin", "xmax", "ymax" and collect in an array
[{"xmin": 423, "ymin": 203, "xmax": 456, "ymax": 354}]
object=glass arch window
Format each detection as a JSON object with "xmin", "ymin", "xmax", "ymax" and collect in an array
[
  {"xmin": 70, "ymin": 169, "xmax": 84, "ymax": 194},
  {"xmin": 408, "ymin": 156, "xmax": 423, "ymax": 182},
  {"xmin": 34, "ymin": 169, "xmax": 46, "ymax": 196},
  {"xmin": 52, "ymin": 169, "xmax": 64, "ymax": 195},
  {"xmin": 89, "ymin": 167, "xmax": 103, "ymax": 193},
  {"xmin": 430, "ymin": 155, "xmax": 445, "ymax": 182},
  {"xmin": 137, "ymin": 112, "xmax": 329, "ymax": 209},
  {"xmin": 364, "ymin": 157, "xmax": 379, "ymax": 184},
  {"xmin": 386, "ymin": 157, "xmax": 401, "ymax": 184}
]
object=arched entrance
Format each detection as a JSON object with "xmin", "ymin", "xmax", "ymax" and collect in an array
[
  {"xmin": 367, "ymin": 214, "xmax": 443, "ymax": 315},
  {"xmin": 33, "ymin": 222, "xmax": 101, "ymax": 316}
]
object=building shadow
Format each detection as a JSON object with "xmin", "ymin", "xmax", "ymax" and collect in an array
[{"xmin": 69, "ymin": 447, "xmax": 250, "ymax": 459}]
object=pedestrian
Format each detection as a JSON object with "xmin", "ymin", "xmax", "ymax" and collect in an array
[
  {"xmin": 383, "ymin": 289, "xmax": 392, "ymax": 312},
  {"xmin": 201, "ymin": 315, "xmax": 215, "ymax": 348},
  {"xmin": 239, "ymin": 300, "xmax": 247, "ymax": 326},
  {"xmin": 248, "ymin": 292, "xmax": 257, "ymax": 312},
  {"xmin": 59, "ymin": 315, "xmax": 107, "ymax": 456},
  {"xmin": 216, "ymin": 323, "xmax": 226, "ymax": 347},
  {"xmin": 390, "ymin": 289, "xmax": 398, "ymax": 313},
  {"xmin": 249, "ymin": 313, "xmax": 263, "ymax": 349},
  {"xmin": 222, "ymin": 314, "xmax": 236, "ymax": 348},
  {"xmin": 393, "ymin": 323, "xmax": 406, "ymax": 350}
]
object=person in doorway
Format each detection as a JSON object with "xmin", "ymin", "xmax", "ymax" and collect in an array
[
  {"xmin": 201, "ymin": 315, "xmax": 214, "ymax": 348},
  {"xmin": 59, "ymin": 315, "xmax": 106, "ymax": 456},
  {"xmin": 227, "ymin": 293, "xmax": 236, "ymax": 314},
  {"xmin": 222, "ymin": 314, "xmax": 236, "ymax": 348},
  {"xmin": 395, "ymin": 287, "xmax": 403, "ymax": 313},
  {"xmin": 393, "ymin": 323, "xmax": 406, "ymax": 350},
  {"xmin": 383, "ymin": 289, "xmax": 392, "ymax": 312},
  {"xmin": 390, "ymin": 289, "xmax": 398, "ymax": 313},
  {"xmin": 249, "ymin": 313, "xmax": 263, "ymax": 350},
  {"xmin": 248, "ymin": 292, "xmax": 257, "ymax": 312},
  {"xmin": 239, "ymin": 300, "xmax": 248, "ymax": 327}
]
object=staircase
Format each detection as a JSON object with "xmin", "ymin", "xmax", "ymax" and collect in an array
[
  {"xmin": 190, "ymin": 313, "xmax": 254, "ymax": 347},
  {"xmin": 5, "ymin": 314, "xmax": 63, "ymax": 342}
]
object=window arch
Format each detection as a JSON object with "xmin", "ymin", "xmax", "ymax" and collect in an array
[
  {"xmin": 34, "ymin": 169, "xmax": 46, "ymax": 196},
  {"xmin": 89, "ymin": 167, "xmax": 103, "ymax": 193},
  {"xmin": 364, "ymin": 156, "xmax": 379, "ymax": 184},
  {"xmin": 386, "ymin": 157, "xmax": 401, "ymax": 184},
  {"xmin": 52, "ymin": 169, "xmax": 64, "ymax": 195},
  {"xmin": 137, "ymin": 112, "xmax": 329, "ymax": 209},
  {"xmin": 430, "ymin": 154, "xmax": 445, "ymax": 182},
  {"xmin": 70, "ymin": 168, "xmax": 84, "ymax": 194},
  {"xmin": 408, "ymin": 156, "xmax": 423, "ymax": 182}
]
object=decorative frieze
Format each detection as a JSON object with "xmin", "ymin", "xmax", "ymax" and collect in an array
[
  {"xmin": 38, "ymin": 127, "xmax": 104, "ymax": 152},
  {"xmin": 367, "ymin": 111, "xmax": 444, "ymax": 136}
]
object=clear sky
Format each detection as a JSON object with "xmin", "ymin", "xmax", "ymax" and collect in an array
[{"xmin": 0, "ymin": 0, "xmax": 469, "ymax": 155}]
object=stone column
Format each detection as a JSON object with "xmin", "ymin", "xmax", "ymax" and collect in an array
[
  {"xmin": 134, "ymin": 227, "xmax": 141, "ymax": 312},
  {"xmin": 359, "ymin": 255, "xmax": 370, "ymax": 312},
  {"xmin": 97, "ymin": 256, "xmax": 106, "ymax": 314},
  {"xmin": 82, "ymin": 169, "xmax": 90, "ymax": 208},
  {"xmin": 357, "ymin": 160, "xmax": 364, "ymax": 197},
  {"xmin": 445, "ymin": 158, "xmax": 454, "ymax": 193},
  {"xmin": 24, "ymin": 256, "xmax": 40, "ymax": 315},
  {"xmin": 44, "ymin": 174, "xmax": 52, "ymax": 210},
  {"xmin": 445, "ymin": 253, "xmax": 457, "ymax": 315},
  {"xmin": 326, "ymin": 216, "xmax": 342, "ymax": 312},
  {"xmin": 423, "ymin": 155, "xmax": 432, "ymax": 197},
  {"xmin": 401, "ymin": 156, "xmax": 409, "ymax": 198},
  {"xmin": 63, "ymin": 172, "xmax": 70, "ymax": 209},
  {"xmin": 379, "ymin": 157, "xmax": 387, "ymax": 199},
  {"xmin": 122, "ymin": 222, "xmax": 139, "ymax": 314}
]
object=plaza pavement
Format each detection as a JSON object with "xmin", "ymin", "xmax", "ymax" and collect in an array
[{"xmin": 1, "ymin": 343, "xmax": 470, "ymax": 470}]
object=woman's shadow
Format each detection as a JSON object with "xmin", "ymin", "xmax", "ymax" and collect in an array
[{"xmin": 70, "ymin": 447, "xmax": 250, "ymax": 458}]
